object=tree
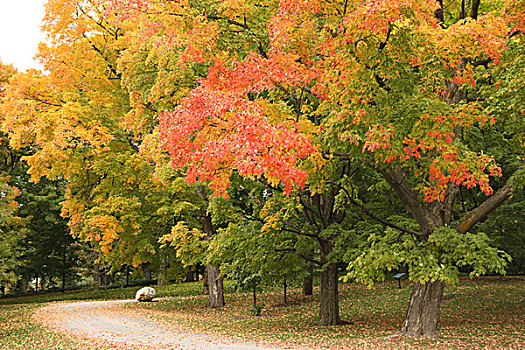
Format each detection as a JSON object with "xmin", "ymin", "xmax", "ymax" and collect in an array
[
  {"xmin": 10, "ymin": 165, "xmax": 80, "ymax": 293},
  {"xmin": 0, "ymin": 177, "xmax": 24, "ymax": 291},
  {"xmin": 156, "ymin": 0, "xmax": 522, "ymax": 336},
  {"xmin": 0, "ymin": 0, "xmax": 197, "ymax": 294},
  {"xmin": 0, "ymin": 61, "xmax": 26, "ymax": 292},
  {"xmin": 101, "ymin": 0, "xmax": 286, "ymax": 308}
]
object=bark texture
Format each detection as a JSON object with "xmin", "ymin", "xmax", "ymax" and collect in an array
[
  {"xmin": 318, "ymin": 261, "xmax": 340, "ymax": 325},
  {"xmin": 397, "ymin": 281, "xmax": 445, "ymax": 338},
  {"xmin": 299, "ymin": 191, "xmax": 345, "ymax": 326},
  {"xmin": 197, "ymin": 186, "xmax": 226, "ymax": 308},
  {"xmin": 303, "ymin": 273, "xmax": 313, "ymax": 296},
  {"xmin": 206, "ymin": 264, "xmax": 225, "ymax": 308}
]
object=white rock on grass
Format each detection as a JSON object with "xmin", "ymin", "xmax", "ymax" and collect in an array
[{"xmin": 135, "ymin": 287, "xmax": 156, "ymax": 302}]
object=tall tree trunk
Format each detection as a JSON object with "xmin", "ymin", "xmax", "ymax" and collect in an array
[
  {"xmin": 318, "ymin": 261, "xmax": 340, "ymax": 325},
  {"xmin": 303, "ymin": 264, "xmax": 314, "ymax": 296},
  {"xmin": 397, "ymin": 281, "xmax": 445, "ymax": 337},
  {"xmin": 196, "ymin": 188, "xmax": 225, "ymax": 307},
  {"xmin": 158, "ymin": 254, "xmax": 167, "ymax": 286},
  {"xmin": 93, "ymin": 263, "xmax": 100, "ymax": 291},
  {"xmin": 126, "ymin": 265, "xmax": 130, "ymax": 287},
  {"xmin": 318, "ymin": 238, "xmax": 340, "ymax": 325},
  {"xmin": 206, "ymin": 264, "xmax": 225, "ymax": 308}
]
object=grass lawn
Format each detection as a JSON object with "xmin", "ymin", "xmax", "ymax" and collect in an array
[{"xmin": 0, "ymin": 277, "xmax": 523, "ymax": 349}]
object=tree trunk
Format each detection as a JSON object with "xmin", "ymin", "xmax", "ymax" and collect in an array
[
  {"xmin": 93, "ymin": 262, "xmax": 100, "ymax": 291},
  {"xmin": 62, "ymin": 269, "xmax": 66, "ymax": 293},
  {"xmin": 283, "ymin": 275, "xmax": 287, "ymax": 304},
  {"xmin": 103, "ymin": 266, "xmax": 108, "ymax": 299},
  {"xmin": 397, "ymin": 280, "xmax": 445, "ymax": 338},
  {"xmin": 318, "ymin": 261, "xmax": 340, "ymax": 325},
  {"xmin": 202, "ymin": 266, "xmax": 209, "ymax": 295},
  {"xmin": 435, "ymin": 0, "xmax": 444, "ymax": 23},
  {"xmin": 185, "ymin": 268, "xmax": 195, "ymax": 282},
  {"xmin": 470, "ymin": 0, "xmax": 481, "ymax": 19},
  {"xmin": 158, "ymin": 254, "xmax": 167, "ymax": 286},
  {"xmin": 126, "ymin": 265, "xmax": 130, "ymax": 287},
  {"xmin": 62, "ymin": 234, "xmax": 67, "ymax": 293},
  {"xmin": 206, "ymin": 264, "xmax": 225, "ymax": 308},
  {"xmin": 101, "ymin": 268, "xmax": 107, "ymax": 286},
  {"xmin": 253, "ymin": 282, "xmax": 257, "ymax": 309},
  {"xmin": 144, "ymin": 265, "xmax": 152, "ymax": 281},
  {"xmin": 303, "ymin": 264, "xmax": 313, "ymax": 296},
  {"xmin": 197, "ymin": 195, "xmax": 225, "ymax": 307}
]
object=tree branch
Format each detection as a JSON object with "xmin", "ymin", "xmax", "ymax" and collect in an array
[
  {"xmin": 281, "ymin": 219, "xmax": 319, "ymax": 239},
  {"xmin": 275, "ymin": 247, "xmax": 321, "ymax": 266},
  {"xmin": 335, "ymin": 182, "xmax": 425, "ymax": 236},
  {"xmin": 457, "ymin": 162, "xmax": 524, "ymax": 233}
]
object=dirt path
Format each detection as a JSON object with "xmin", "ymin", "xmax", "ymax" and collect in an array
[{"xmin": 36, "ymin": 300, "xmax": 290, "ymax": 350}]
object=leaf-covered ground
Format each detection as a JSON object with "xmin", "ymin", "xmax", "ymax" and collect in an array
[
  {"xmin": 0, "ymin": 277, "xmax": 523, "ymax": 349},
  {"xmin": 129, "ymin": 277, "xmax": 525, "ymax": 349}
]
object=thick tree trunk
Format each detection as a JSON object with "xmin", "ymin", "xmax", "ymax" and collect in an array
[
  {"xmin": 93, "ymin": 263, "xmax": 100, "ymax": 291},
  {"xmin": 397, "ymin": 281, "xmax": 445, "ymax": 338},
  {"xmin": 303, "ymin": 264, "xmax": 314, "ymax": 296},
  {"xmin": 318, "ymin": 261, "xmax": 340, "ymax": 325},
  {"xmin": 206, "ymin": 264, "xmax": 225, "ymax": 308}
]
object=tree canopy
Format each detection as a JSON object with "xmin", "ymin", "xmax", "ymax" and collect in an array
[{"xmin": 0, "ymin": 0, "xmax": 523, "ymax": 339}]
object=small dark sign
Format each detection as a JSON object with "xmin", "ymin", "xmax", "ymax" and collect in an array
[{"xmin": 392, "ymin": 273, "xmax": 407, "ymax": 288}]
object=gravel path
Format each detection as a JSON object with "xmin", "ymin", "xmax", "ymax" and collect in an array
[{"xmin": 37, "ymin": 299, "xmax": 290, "ymax": 350}]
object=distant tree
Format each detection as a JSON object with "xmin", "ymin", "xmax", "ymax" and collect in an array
[
  {"xmin": 0, "ymin": 60, "xmax": 26, "ymax": 293},
  {"xmin": 10, "ymin": 165, "xmax": 80, "ymax": 292}
]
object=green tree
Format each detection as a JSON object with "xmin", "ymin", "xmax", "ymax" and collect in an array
[{"xmin": 9, "ymin": 165, "xmax": 80, "ymax": 293}]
